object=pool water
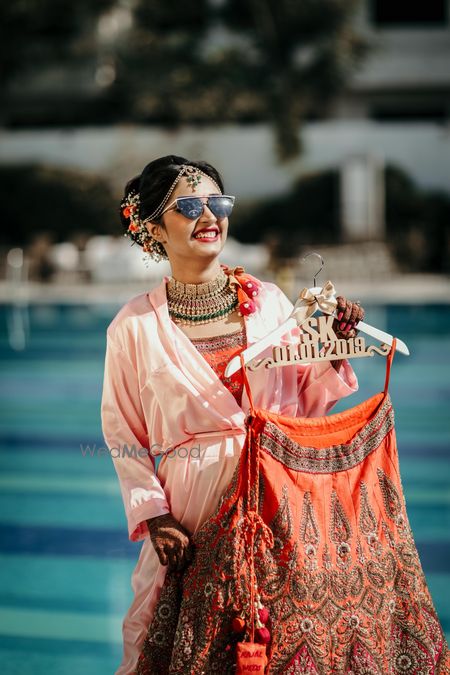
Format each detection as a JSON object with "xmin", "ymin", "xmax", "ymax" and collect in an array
[{"xmin": 0, "ymin": 302, "xmax": 449, "ymax": 674}]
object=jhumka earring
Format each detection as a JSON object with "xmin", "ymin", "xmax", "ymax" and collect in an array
[{"xmin": 142, "ymin": 236, "xmax": 168, "ymax": 265}]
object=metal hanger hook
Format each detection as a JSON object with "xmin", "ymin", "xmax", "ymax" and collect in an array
[{"xmin": 300, "ymin": 251, "xmax": 324, "ymax": 287}]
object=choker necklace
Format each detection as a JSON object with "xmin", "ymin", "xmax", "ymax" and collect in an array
[{"xmin": 166, "ymin": 268, "xmax": 238, "ymax": 325}]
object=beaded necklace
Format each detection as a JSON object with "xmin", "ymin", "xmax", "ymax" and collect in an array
[{"xmin": 166, "ymin": 267, "xmax": 238, "ymax": 325}]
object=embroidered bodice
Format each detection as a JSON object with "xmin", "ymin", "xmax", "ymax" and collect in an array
[{"xmin": 189, "ymin": 326, "xmax": 247, "ymax": 406}]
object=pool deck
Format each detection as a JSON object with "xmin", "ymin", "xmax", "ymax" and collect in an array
[{"xmin": 2, "ymin": 273, "xmax": 450, "ymax": 305}]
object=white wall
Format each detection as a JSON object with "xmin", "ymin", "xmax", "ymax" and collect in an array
[
  {"xmin": 0, "ymin": 121, "xmax": 449, "ymax": 198},
  {"xmin": 351, "ymin": 28, "xmax": 450, "ymax": 89}
]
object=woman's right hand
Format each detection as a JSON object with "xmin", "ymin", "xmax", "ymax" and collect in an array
[{"xmin": 146, "ymin": 513, "xmax": 194, "ymax": 572}]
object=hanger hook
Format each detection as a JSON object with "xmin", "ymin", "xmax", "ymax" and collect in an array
[{"xmin": 300, "ymin": 251, "xmax": 324, "ymax": 287}]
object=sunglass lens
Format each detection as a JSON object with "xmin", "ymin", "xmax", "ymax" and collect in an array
[
  {"xmin": 176, "ymin": 196, "xmax": 234, "ymax": 219},
  {"xmin": 177, "ymin": 198, "xmax": 203, "ymax": 219},
  {"xmin": 209, "ymin": 196, "xmax": 234, "ymax": 218}
]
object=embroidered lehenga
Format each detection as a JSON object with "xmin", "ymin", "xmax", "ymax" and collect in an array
[{"xmin": 136, "ymin": 337, "xmax": 450, "ymax": 674}]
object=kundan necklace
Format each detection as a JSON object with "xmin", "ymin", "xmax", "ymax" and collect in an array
[{"xmin": 166, "ymin": 267, "xmax": 238, "ymax": 325}]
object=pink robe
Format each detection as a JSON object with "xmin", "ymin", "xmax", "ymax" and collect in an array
[{"xmin": 101, "ymin": 275, "xmax": 358, "ymax": 674}]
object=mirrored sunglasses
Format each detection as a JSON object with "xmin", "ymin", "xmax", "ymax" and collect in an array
[{"xmin": 162, "ymin": 195, "xmax": 235, "ymax": 220}]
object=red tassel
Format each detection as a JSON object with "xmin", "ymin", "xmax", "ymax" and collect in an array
[
  {"xmin": 237, "ymin": 288, "xmax": 256, "ymax": 315},
  {"xmin": 239, "ymin": 300, "xmax": 256, "ymax": 316},
  {"xmin": 258, "ymin": 607, "xmax": 269, "ymax": 624},
  {"xmin": 256, "ymin": 626, "xmax": 271, "ymax": 644},
  {"xmin": 222, "ymin": 266, "xmax": 261, "ymax": 317},
  {"xmin": 236, "ymin": 642, "xmax": 268, "ymax": 674},
  {"xmin": 241, "ymin": 279, "xmax": 260, "ymax": 298},
  {"xmin": 231, "ymin": 616, "xmax": 246, "ymax": 633}
]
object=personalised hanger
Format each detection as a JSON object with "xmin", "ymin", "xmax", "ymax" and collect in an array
[{"xmin": 224, "ymin": 252, "xmax": 410, "ymax": 377}]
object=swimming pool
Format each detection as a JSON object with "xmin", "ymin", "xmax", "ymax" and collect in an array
[{"xmin": 0, "ymin": 302, "xmax": 449, "ymax": 674}]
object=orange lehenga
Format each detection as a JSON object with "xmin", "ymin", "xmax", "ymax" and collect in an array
[{"xmin": 136, "ymin": 335, "xmax": 450, "ymax": 674}]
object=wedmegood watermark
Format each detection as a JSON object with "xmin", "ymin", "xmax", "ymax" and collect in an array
[{"xmin": 79, "ymin": 443, "xmax": 202, "ymax": 459}]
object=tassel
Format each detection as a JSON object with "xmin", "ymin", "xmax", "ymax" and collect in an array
[
  {"xmin": 255, "ymin": 626, "xmax": 271, "ymax": 644},
  {"xmin": 237, "ymin": 287, "xmax": 256, "ymax": 316},
  {"xmin": 236, "ymin": 642, "xmax": 268, "ymax": 674},
  {"xmin": 221, "ymin": 264, "xmax": 262, "ymax": 317},
  {"xmin": 258, "ymin": 607, "xmax": 269, "ymax": 624},
  {"xmin": 231, "ymin": 616, "xmax": 246, "ymax": 633},
  {"xmin": 241, "ymin": 279, "xmax": 260, "ymax": 299}
]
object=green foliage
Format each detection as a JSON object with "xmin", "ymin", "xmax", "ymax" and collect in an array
[
  {"xmin": 0, "ymin": 165, "xmax": 118, "ymax": 247},
  {"xmin": 0, "ymin": 1, "xmax": 116, "ymax": 86},
  {"xmin": 232, "ymin": 169, "xmax": 340, "ymax": 257},
  {"xmin": 232, "ymin": 164, "xmax": 450, "ymax": 272},
  {"xmin": 385, "ymin": 165, "xmax": 450, "ymax": 272},
  {"xmin": 119, "ymin": 0, "xmax": 370, "ymax": 159},
  {"xmin": 2, "ymin": 162, "xmax": 448, "ymax": 274},
  {"xmin": 1, "ymin": 1, "xmax": 369, "ymax": 161}
]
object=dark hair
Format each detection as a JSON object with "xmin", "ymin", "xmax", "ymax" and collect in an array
[{"xmin": 119, "ymin": 155, "xmax": 225, "ymax": 249}]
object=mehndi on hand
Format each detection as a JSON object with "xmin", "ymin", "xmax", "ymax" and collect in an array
[
  {"xmin": 333, "ymin": 296, "xmax": 365, "ymax": 340},
  {"xmin": 147, "ymin": 513, "xmax": 194, "ymax": 572}
]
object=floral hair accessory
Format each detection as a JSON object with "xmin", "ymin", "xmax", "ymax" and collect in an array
[
  {"xmin": 122, "ymin": 191, "xmax": 141, "ymax": 234},
  {"xmin": 121, "ymin": 190, "xmax": 149, "ymax": 244},
  {"xmin": 120, "ymin": 190, "xmax": 168, "ymax": 263}
]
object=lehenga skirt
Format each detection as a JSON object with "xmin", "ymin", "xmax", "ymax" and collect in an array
[{"xmin": 136, "ymin": 344, "xmax": 450, "ymax": 674}]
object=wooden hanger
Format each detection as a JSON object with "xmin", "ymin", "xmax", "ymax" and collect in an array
[{"xmin": 225, "ymin": 253, "xmax": 410, "ymax": 377}]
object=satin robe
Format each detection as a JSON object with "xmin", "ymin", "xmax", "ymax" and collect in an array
[{"xmin": 101, "ymin": 275, "xmax": 358, "ymax": 675}]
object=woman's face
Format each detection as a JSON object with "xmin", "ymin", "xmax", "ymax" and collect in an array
[{"xmin": 147, "ymin": 175, "xmax": 229, "ymax": 264}]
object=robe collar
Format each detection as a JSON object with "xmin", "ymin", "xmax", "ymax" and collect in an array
[{"xmin": 146, "ymin": 275, "xmax": 269, "ymax": 426}]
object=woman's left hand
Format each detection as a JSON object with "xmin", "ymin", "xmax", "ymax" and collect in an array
[{"xmin": 332, "ymin": 296, "xmax": 365, "ymax": 340}]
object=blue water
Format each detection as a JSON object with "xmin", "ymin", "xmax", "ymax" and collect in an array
[{"xmin": 0, "ymin": 301, "xmax": 449, "ymax": 674}]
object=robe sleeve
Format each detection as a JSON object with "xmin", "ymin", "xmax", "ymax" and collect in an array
[
  {"xmin": 295, "ymin": 358, "xmax": 358, "ymax": 417},
  {"xmin": 274, "ymin": 284, "xmax": 358, "ymax": 417},
  {"xmin": 101, "ymin": 334, "xmax": 170, "ymax": 542}
]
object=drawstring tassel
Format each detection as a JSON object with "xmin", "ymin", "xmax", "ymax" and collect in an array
[
  {"xmin": 258, "ymin": 607, "xmax": 270, "ymax": 624},
  {"xmin": 231, "ymin": 616, "xmax": 246, "ymax": 633},
  {"xmin": 237, "ymin": 287, "xmax": 256, "ymax": 316},
  {"xmin": 243, "ymin": 510, "xmax": 274, "ymax": 553},
  {"xmin": 234, "ymin": 346, "xmax": 271, "ymax": 672},
  {"xmin": 255, "ymin": 627, "xmax": 271, "ymax": 645}
]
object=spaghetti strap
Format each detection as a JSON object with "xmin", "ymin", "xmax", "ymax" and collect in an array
[
  {"xmin": 239, "ymin": 352, "xmax": 256, "ymax": 416},
  {"xmin": 384, "ymin": 337, "xmax": 397, "ymax": 396}
]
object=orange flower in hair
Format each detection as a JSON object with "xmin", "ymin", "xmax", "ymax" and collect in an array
[{"xmin": 121, "ymin": 192, "xmax": 143, "ymax": 235}]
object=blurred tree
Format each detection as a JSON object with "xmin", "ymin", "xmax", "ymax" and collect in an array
[
  {"xmin": 230, "ymin": 163, "xmax": 450, "ymax": 272},
  {"xmin": 1, "ymin": 0, "xmax": 369, "ymax": 161},
  {"xmin": 0, "ymin": 165, "xmax": 118, "ymax": 247},
  {"xmin": 0, "ymin": 0, "xmax": 115, "ymax": 86},
  {"xmin": 115, "ymin": 0, "xmax": 369, "ymax": 160},
  {"xmin": 217, "ymin": 0, "xmax": 369, "ymax": 159},
  {"xmin": 112, "ymin": 0, "xmax": 214, "ymax": 126},
  {"xmin": 384, "ymin": 165, "xmax": 450, "ymax": 273},
  {"xmin": 0, "ymin": 0, "xmax": 119, "ymax": 126},
  {"xmin": 232, "ymin": 168, "xmax": 340, "ymax": 257}
]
